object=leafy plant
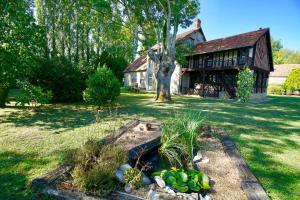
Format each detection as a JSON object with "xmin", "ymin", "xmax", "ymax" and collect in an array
[
  {"xmin": 30, "ymin": 57, "xmax": 85, "ymax": 102},
  {"xmin": 284, "ymin": 67, "xmax": 300, "ymax": 93},
  {"xmin": 71, "ymin": 140, "xmax": 127, "ymax": 196},
  {"xmin": 237, "ymin": 67, "xmax": 255, "ymax": 102},
  {"xmin": 159, "ymin": 112, "xmax": 203, "ymax": 167},
  {"xmin": 15, "ymin": 81, "xmax": 53, "ymax": 107},
  {"xmin": 124, "ymin": 168, "xmax": 143, "ymax": 189},
  {"xmin": 152, "ymin": 167, "xmax": 210, "ymax": 193},
  {"xmin": 267, "ymin": 84, "xmax": 285, "ymax": 95},
  {"xmin": 83, "ymin": 67, "xmax": 121, "ymax": 107}
]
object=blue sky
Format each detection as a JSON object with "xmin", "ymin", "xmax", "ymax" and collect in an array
[{"xmin": 180, "ymin": 0, "xmax": 300, "ymax": 51}]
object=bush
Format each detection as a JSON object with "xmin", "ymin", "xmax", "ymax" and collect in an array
[
  {"xmin": 15, "ymin": 81, "xmax": 53, "ymax": 107},
  {"xmin": 159, "ymin": 112, "xmax": 203, "ymax": 167},
  {"xmin": 267, "ymin": 84, "xmax": 285, "ymax": 95},
  {"xmin": 71, "ymin": 140, "xmax": 127, "ymax": 196},
  {"xmin": 31, "ymin": 57, "xmax": 85, "ymax": 102},
  {"xmin": 83, "ymin": 67, "xmax": 121, "ymax": 107},
  {"xmin": 284, "ymin": 67, "xmax": 300, "ymax": 93},
  {"xmin": 237, "ymin": 67, "xmax": 255, "ymax": 102}
]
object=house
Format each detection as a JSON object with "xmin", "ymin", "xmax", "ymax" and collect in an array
[
  {"xmin": 269, "ymin": 64, "xmax": 299, "ymax": 85},
  {"xmin": 124, "ymin": 19, "xmax": 274, "ymax": 99}
]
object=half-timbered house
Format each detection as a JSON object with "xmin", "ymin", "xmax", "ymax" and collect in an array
[{"xmin": 124, "ymin": 20, "xmax": 273, "ymax": 99}]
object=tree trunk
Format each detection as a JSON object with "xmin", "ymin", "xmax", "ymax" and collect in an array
[
  {"xmin": 155, "ymin": 62, "xmax": 173, "ymax": 101},
  {"xmin": 0, "ymin": 83, "xmax": 8, "ymax": 108}
]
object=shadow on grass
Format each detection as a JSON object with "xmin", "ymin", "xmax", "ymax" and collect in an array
[
  {"xmin": 1, "ymin": 104, "xmax": 96, "ymax": 133},
  {"xmin": 0, "ymin": 151, "xmax": 51, "ymax": 200}
]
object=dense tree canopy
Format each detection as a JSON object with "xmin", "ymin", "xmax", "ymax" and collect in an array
[{"xmin": 272, "ymin": 38, "xmax": 300, "ymax": 64}]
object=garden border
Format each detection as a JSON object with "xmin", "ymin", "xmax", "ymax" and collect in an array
[{"xmin": 217, "ymin": 128, "xmax": 270, "ymax": 200}]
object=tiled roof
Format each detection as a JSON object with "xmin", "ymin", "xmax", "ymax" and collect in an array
[
  {"xmin": 194, "ymin": 28, "xmax": 269, "ymax": 54},
  {"xmin": 270, "ymin": 64, "xmax": 300, "ymax": 77},
  {"xmin": 124, "ymin": 55, "xmax": 147, "ymax": 72}
]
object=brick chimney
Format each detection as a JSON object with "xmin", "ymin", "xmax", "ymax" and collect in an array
[{"xmin": 195, "ymin": 19, "xmax": 201, "ymax": 29}]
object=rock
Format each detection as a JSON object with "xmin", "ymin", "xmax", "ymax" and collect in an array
[
  {"xmin": 193, "ymin": 151, "xmax": 203, "ymax": 163},
  {"xmin": 190, "ymin": 193, "xmax": 200, "ymax": 200},
  {"xmin": 148, "ymin": 188, "xmax": 160, "ymax": 200},
  {"xmin": 164, "ymin": 186, "xmax": 176, "ymax": 195},
  {"xmin": 115, "ymin": 164, "xmax": 132, "ymax": 183},
  {"xmin": 154, "ymin": 176, "xmax": 165, "ymax": 188},
  {"xmin": 142, "ymin": 174, "xmax": 152, "ymax": 185},
  {"xmin": 124, "ymin": 183, "xmax": 132, "ymax": 193},
  {"xmin": 203, "ymin": 194, "xmax": 212, "ymax": 200}
]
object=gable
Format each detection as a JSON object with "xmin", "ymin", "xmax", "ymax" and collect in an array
[{"xmin": 254, "ymin": 34, "xmax": 271, "ymax": 71}]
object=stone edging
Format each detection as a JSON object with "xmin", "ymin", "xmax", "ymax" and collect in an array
[{"xmin": 218, "ymin": 129, "xmax": 270, "ymax": 200}]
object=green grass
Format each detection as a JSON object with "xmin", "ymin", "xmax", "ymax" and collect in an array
[{"xmin": 0, "ymin": 92, "xmax": 299, "ymax": 199}]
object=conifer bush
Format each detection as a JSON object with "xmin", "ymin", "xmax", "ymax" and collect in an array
[{"xmin": 237, "ymin": 67, "xmax": 255, "ymax": 102}]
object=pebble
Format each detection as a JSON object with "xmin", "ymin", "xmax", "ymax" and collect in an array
[
  {"xmin": 193, "ymin": 151, "xmax": 203, "ymax": 163},
  {"xmin": 148, "ymin": 188, "xmax": 160, "ymax": 200},
  {"xmin": 154, "ymin": 176, "xmax": 165, "ymax": 188},
  {"xmin": 124, "ymin": 183, "xmax": 132, "ymax": 193}
]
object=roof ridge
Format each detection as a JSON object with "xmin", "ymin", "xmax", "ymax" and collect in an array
[{"xmin": 203, "ymin": 28, "xmax": 269, "ymax": 44}]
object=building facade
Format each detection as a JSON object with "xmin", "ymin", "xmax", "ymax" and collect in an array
[{"xmin": 124, "ymin": 20, "xmax": 274, "ymax": 99}]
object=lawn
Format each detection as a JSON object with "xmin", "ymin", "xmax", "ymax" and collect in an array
[{"xmin": 0, "ymin": 92, "xmax": 299, "ymax": 200}]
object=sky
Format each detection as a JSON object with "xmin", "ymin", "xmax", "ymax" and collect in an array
[{"xmin": 180, "ymin": 0, "xmax": 300, "ymax": 51}]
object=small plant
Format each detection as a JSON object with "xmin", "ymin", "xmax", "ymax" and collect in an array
[
  {"xmin": 284, "ymin": 67, "xmax": 300, "ymax": 93},
  {"xmin": 237, "ymin": 67, "xmax": 255, "ymax": 102},
  {"xmin": 124, "ymin": 168, "xmax": 143, "ymax": 189},
  {"xmin": 152, "ymin": 167, "xmax": 210, "ymax": 193},
  {"xmin": 159, "ymin": 112, "xmax": 203, "ymax": 167},
  {"xmin": 71, "ymin": 140, "xmax": 127, "ymax": 196},
  {"xmin": 267, "ymin": 84, "xmax": 285, "ymax": 95},
  {"xmin": 83, "ymin": 67, "xmax": 121, "ymax": 108},
  {"xmin": 15, "ymin": 80, "xmax": 53, "ymax": 107}
]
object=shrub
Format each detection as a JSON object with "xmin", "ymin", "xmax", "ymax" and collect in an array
[
  {"xmin": 284, "ymin": 67, "xmax": 300, "ymax": 93},
  {"xmin": 237, "ymin": 67, "xmax": 255, "ymax": 102},
  {"xmin": 71, "ymin": 140, "xmax": 127, "ymax": 196},
  {"xmin": 83, "ymin": 67, "xmax": 121, "ymax": 107},
  {"xmin": 267, "ymin": 84, "xmax": 285, "ymax": 95},
  {"xmin": 31, "ymin": 57, "xmax": 85, "ymax": 102},
  {"xmin": 15, "ymin": 81, "xmax": 53, "ymax": 107},
  {"xmin": 159, "ymin": 112, "xmax": 203, "ymax": 167}
]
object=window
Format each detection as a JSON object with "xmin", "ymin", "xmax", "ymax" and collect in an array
[
  {"xmin": 233, "ymin": 50, "xmax": 238, "ymax": 66},
  {"xmin": 148, "ymin": 73, "xmax": 153, "ymax": 88},
  {"xmin": 206, "ymin": 54, "xmax": 213, "ymax": 67},
  {"xmin": 199, "ymin": 56, "xmax": 203, "ymax": 68},
  {"xmin": 238, "ymin": 49, "xmax": 248, "ymax": 65},
  {"xmin": 224, "ymin": 51, "xmax": 229, "ymax": 67},
  {"xmin": 193, "ymin": 55, "xmax": 199, "ymax": 68},
  {"xmin": 131, "ymin": 73, "xmax": 137, "ymax": 84}
]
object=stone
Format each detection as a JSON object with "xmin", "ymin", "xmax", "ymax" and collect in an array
[
  {"xmin": 148, "ymin": 188, "xmax": 160, "ymax": 200},
  {"xmin": 154, "ymin": 176, "xmax": 165, "ymax": 188},
  {"xmin": 164, "ymin": 186, "xmax": 176, "ymax": 195},
  {"xmin": 142, "ymin": 174, "xmax": 152, "ymax": 185},
  {"xmin": 203, "ymin": 194, "xmax": 212, "ymax": 200},
  {"xmin": 193, "ymin": 151, "xmax": 203, "ymax": 163},
  {"xmin": 124, "ymin": 183, "xmax": 132, "ymax": 193},
  {"xmin": 115, "ymin": 164, "xmax": 132, "ymax": 183}
]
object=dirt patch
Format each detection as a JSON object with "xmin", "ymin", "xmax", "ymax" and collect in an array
[{"xmin": 199, "ymin": 137, "xmax": 247, "ymax": 200}]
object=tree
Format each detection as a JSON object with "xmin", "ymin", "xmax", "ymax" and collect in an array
[
  {"xmin": 271, "ymin": 38, "xmax": 300, "ymax": 64},
  {"xmin": 0, "ymin": 0, "xmax": 44, "ymax": 107},
  {"xmin": 284, "ymin": 67, "xmax": 300, "ymax": 93},
  {"xmin": 119, "ymin": 0, "xmax": 200, "ymax": 101}
]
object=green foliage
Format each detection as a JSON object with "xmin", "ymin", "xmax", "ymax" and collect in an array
[
  {"xmin": 97, "ymin": 51, "xmax": 129, "ymax": 81},
  {"xmin": 31, "ymin": 57, "xmax": 85, "ymax": 102},
  {"xmin": 15, "ymin": 81, "xmax": 53, "ymax": 107},
  {"xmin": 124, "ymin": 168, "xmax": 143, "ymax": 189},
  {"xmin": 71, "ymin": 140, "xmax": 127, "ymax": 196},
  {"xmin": 159, "ymin": 112, "xmax": 203, "ymax": 167},
  {"xmin": 272, "ymin": 38, "xmax": 300, "ymax": 64},
  {"xmin": 267, "ymin": 84, "xmax": 285, "ymax": 95},
  {"xmin": 0, "ymin": 0, "xmax": 44, "ymax": 106},
  {"xmin": 153, "ymin": 168, "xmax": 210, "ymax": 193},
  {"xmin": 284, "ymin": 67, "xmax": 300, "ymax": 92},
  {"xmin": 84, "ymin": 67, "xmax": 121, "ymax": 107},
  {"xmin": 175, "ymin": 44, "xmax": 194, "ymax": 66},
  {"xmin": 237, "ymin": 67, "xmax": 255, "ymax": 102},
  {"xmin": 0, "ymin": 84, "xmax": 9, "ymax": 107}
]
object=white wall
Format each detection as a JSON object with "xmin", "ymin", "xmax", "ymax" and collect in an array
[
  {"xmin": 171, "ymin": 64, "xmax": 181, "ymax": 94},
  {"xmin": 124, "ymin": 71, "xmax": 146, "ymax": 88},
  {"xmin": 268, "ymin": 77, "xmax": 286, "ymax": 85}
]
